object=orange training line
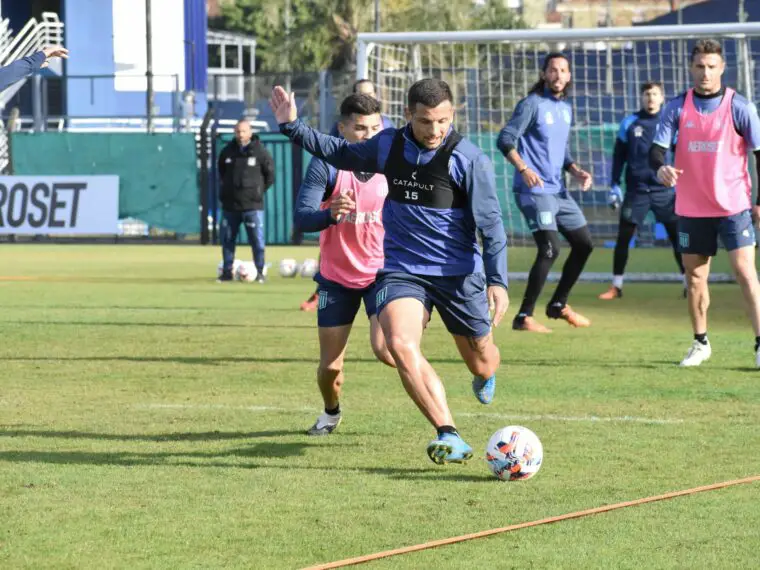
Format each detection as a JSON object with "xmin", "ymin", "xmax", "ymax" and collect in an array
[{"xmin": 302, "ymin": 474, "xmax": 760, "ymax": 570}]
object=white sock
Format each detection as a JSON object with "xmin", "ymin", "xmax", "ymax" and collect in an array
[
  {"xmin": 612, "ymin": 275, "xmax": 624, "ymax": 289},
  {"xmin": 682, "ymin": 274, "xmax": 687, "ymax": 288}
]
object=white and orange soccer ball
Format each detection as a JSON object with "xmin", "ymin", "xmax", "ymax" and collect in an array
[
  {"xmin": 279, "ymin": 258, "xmax": 298, "ymax": 278},
  {"xmin": 299, "ymin": 258, "xmax": 319, "ymax": 278},
  {"xmin": 235, "ymin": 261, "xmax": 258, "ymax": 282},
  {"xmin": 485, "ymin": 425, "xmax": 543, "ymax": 481}
]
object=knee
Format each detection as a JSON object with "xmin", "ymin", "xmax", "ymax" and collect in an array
[
  {"xmin": 317, "ymin": 361, "xmax": 343, "ymax": 383},
  {"xmin": 574, "ymin": 235, "xmax": 594, "ymax": 258},
  {"xmin": 386, "ymin": 334, "xmax": 418, "ymax": 362},
  {"xmin": 537, "ymin": 238, "xmax": 561, "ymax": 262}
]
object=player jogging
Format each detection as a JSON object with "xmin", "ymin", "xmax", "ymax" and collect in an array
[
  {"xmin": 271, "ymin": 78, "xmax": 508, "ymax": 465},
  {"xmin": 294, "ymin": 94, "xmax": 395, "ymax": 436},
  {"xmin": 600, "ymin": 81, "xmax": 685, "ymax": 300},
  {"xmin": 498, "ymin": 52, "xmax": 593, "ymax": 333},
  {"xmin": 650, "ymin": 39, "xmax": 760, "ymax": 367}
]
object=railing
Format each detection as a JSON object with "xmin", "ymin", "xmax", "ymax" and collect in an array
[{"xmin": 0, "ymin": 12, "xmax": 65, "ymax": 173}]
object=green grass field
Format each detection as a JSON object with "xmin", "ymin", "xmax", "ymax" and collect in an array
[{"xmin": 1, "ymin": 244, "xmax": 759, "ymax": 569}]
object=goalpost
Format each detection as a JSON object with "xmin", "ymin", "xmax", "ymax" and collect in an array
[{"xmin": 356, "ymin": 23, "xmax": 760, "ymax": 281}]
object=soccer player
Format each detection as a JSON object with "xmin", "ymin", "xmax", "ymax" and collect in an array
[
  {"xmin": 271, "ymin": 78, "xmax": 508, "ymax": 464},
  {"xmin": 328, "ymin": 79, "xmax": 395, "ymax": 136},
  {"xmin": 599, "ymin": 81, "xmax": 685, "ymax": 300},
  {"xmin": 0, "ymin": 47, "xmax": 69, "ymax": 93},
  {"xmin": 650, "ymin": 39, "xmax": 760, "ymax": 367},
  {"xmin": 294, "ymin": 93, "xmax": 395, "ymax": 436},
  {"xmin": 300, "ymin": 80, "xmax": 395, "ymax": 311},
  {"xmin": 497, "ymin": 52, "xmax": 594, "ymax": 333}
]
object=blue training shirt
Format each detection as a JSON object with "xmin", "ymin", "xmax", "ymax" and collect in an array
[
  {"xmin": 497, "ymin": 89, "xmax": 575, "ymax": 194},
  {"xmin": 653, "ymin": 88, "xmax": 760, "ymax": 151},
  {"xmin": 612, "ymin": 110, "xmax": 667, "ymax": 192},
  {"xmin": 294, "ymin": 158, "xmax": 340, "ymax": 233},
  {"xmin": 280, "ymin": 120, "xmax": 508, "ymax": 288},
  {"xmin": 0, "ymin": 51, "xmax": 45, "ymax": 93}
]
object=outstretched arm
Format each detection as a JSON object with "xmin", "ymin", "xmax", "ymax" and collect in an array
[
  {"xmin": 0, "ymin": 48, "xmax": 69, "ymax": 93},
  {"xmin": 270, "ymin": 86, "xmax": 382, "ymax": 173}
]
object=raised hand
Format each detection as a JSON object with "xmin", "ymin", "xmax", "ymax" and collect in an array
[
  {"xmin": 269, "ymin": 86, "xmax": 297, "ymax": 124},
  {"xmin": 41, "ymin": 46, "xmax": 69, "ymax": 68}
]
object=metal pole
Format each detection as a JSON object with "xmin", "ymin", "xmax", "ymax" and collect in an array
[
  {"xmin": 375, "ymin": 0, "xmax": 380, "ymax": 33},
  {"xmin": 739, "ymin": 0, "xmax": 747, "ymax": 23},
  {"xmin": 285, "ymin": 0, "xmax": 291, "ymax": 93},
  {"xmin": 146, "ymin": 0, "xmax": 154, "ymax": 133}
]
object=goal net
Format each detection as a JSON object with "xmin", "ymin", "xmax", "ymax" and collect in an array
[{"xmin": 357, "ymin": 23, "xmax": 760, "ymax": 261}]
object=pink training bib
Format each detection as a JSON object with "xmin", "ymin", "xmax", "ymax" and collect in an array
[
  {"xmin": 319, "ymin": 170, "xmax": 387, "ymax": 289},
  {"xmin": 674, "ymin": 87, "xmax": 751, "ymax": 217}
]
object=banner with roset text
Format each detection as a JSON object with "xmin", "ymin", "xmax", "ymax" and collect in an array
[{"xmin": 0, "ymin": 176, "xmax": 119, "ymax": 234}]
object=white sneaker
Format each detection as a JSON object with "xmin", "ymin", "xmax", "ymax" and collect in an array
[
  {"xmin": 680, "ymin": 340, "xmax": 712, "ymax": 367},
  {"xmin": 306, "ymin": 412, "xmax": 341, "ymax": 436},
  {"xmin": 755, "ymin": 347, "xmax": 760, "ymax": 369}
]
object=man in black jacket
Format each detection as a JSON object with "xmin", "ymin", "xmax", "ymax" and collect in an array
[{"xmin": 218, "ymin": 119, "xmax": 275, "ymax": 282}]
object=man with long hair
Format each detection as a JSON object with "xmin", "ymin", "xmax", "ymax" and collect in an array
[
  {"xmin": 650, "ymin": 39, "xmax": 760, "ymax": 367},
  {"xmin": 498, "ymin": 52, "xmax": 594, "ymax": 333}
]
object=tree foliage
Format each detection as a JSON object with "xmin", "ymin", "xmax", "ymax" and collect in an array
[{"xmin": 216, "ymin": 0, "xmax": 525, "ymax": 72}]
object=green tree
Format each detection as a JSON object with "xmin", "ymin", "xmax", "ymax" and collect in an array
[{"xmin": 217, "ymin": 0, "xmax": 525, "ymax": 72}]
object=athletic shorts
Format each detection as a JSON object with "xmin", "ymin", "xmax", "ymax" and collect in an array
[
  {"xmin": 374, "ymin": 271, "xmax": 491, "ymax": 338},
  {"xmin": 677, "ymin": 209, "xmax": 756, "ymax": 256},
  {"xmin": 315, "ymin": 273, "xmax": 377, "ymax": 328},
  {"xmin": 516, "ymin": 191, "xmax": 587, "ymax": 233},
  {"xmin": 621, "ymin": 190, "xmax": 677, "ymax": 226}
]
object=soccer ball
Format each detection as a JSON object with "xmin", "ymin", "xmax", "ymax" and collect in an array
[
  {"xmin": 485, "ymin": 425, "xmax": 543, "ymax": 481},
  {"xmin": 279, "ymin": 258, "xmax": 298, "ymax": 278},
  {"xmin": 299, "ymin": 258, "xmax": 319, "ymax": 278},
  {"xmin": 235, "ymin": 261, "xmax": 257, "ymax": 282}
]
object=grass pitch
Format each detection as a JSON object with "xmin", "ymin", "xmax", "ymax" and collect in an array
[{"xmin": 1, "ymin": 244, "xmax": 759, "ymax": 569}]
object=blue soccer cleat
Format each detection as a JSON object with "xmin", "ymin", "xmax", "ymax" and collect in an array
[
  {"xmin": 471, "ymin": 375, "xmax": 496, "ymax": 405},
  {"xmin": 426, "ymin": 432, "xmax": 473, "ymax": 465}
]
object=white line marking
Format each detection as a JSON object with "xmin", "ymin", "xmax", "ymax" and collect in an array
[{"xmin": 459, "ymin": 412, "xmax": 684, "ymax": 425}]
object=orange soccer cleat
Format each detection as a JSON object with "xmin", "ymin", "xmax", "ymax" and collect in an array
[
  {"xmin": 300, "ymin": 292, "xmax": 319, "ymax": 311},
  {"xmin": 598, "ymin": 286, "xmax": 622, "ymax": 300},
  {"xmin": 512, "ymin": 316, "xmax": 553, "ymax": 333},
  {"xmin": 548, "ymin": 304, "xmax": 591, "ymax": 328}
]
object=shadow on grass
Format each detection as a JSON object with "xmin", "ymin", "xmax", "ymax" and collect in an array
[
  {"xmin": 0, "ymin": 355, "xmax": 683, "ymax": 368},
  {"xmin": 0, "ymin": 428, "xmax": 302, "ymax": 442},
  {"xmin": 0, "ymin": 449, "xmax": 493, "ymax": 482},
  {"xmin": 0, "ymin": 320, "xmax": 315, "ymax": 329}
]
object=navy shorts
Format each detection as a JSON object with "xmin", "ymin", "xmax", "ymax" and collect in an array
[
  {"xmin": 316, "ymin": 273, "xmax": 377, "ymax": 328},
  {"xmin": 621, "ymin": 190, "xmax": 677, "ymax": 226},
  {"xmin": 516, "ymin": 191, "xmax": 587, "ymax": 233},
  {"xmin": 677, "ymin": 209, "xmax": 756, "ymax": 256},
  {"xmin": 374, "ymin": 271, "xmax": 491, "ymax": 338}
]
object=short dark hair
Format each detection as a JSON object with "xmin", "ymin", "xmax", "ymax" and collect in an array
[
  {"xmin": 352, "ymin": 79, "xmax": 374, "ymax": 93},
  {"xmin": 339, "ymin": 93, "xmax": 381, "ymax": 121},
  {"xmin": 529, "ymin": 52, "xmax": 571, "ymax": 96},
  {"xmin": 691, "ymin": 39, "xmax": 723, "ymax": 62},
  {"xmin": 640, "ymin": 81, "xmax": 664, "ymax": 94},
  {"xmin": 407, "ymin": 78, "xmax": 453, "ymax": 110}
]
